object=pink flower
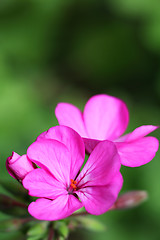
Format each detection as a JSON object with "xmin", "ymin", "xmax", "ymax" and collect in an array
[
  {"xmin": 55, "ymin": 94, "xmax": 159, "ymax": 167},
  {"xmin": 6, "ymin": 152, "xmax": 35, "ymax": 180},
  {"xmin": 23, "ymin": 126, "xmax": 122, "ymax": 221}
]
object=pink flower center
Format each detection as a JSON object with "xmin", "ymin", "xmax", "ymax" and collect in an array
[{"xmin": 70, "ymin": 179, "xmax": 77, "ymax": 191}]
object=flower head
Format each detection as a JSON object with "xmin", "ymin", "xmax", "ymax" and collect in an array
[
  {"xmin": 23, "ymin": 126, "xmax": 122, "ymax": 221},
  {"xmin": 55, "ymin": 94, "xmax": 159, "ymax": 167}
]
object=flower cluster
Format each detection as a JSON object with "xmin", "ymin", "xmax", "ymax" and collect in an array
[{"xmin": 6, "ymin": 94, "xmax": 159, "ymax": 221}]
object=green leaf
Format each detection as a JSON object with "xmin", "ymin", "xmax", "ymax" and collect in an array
[
  {"xmin": 0, "ymin": 231, "xmax": 25, "ymax": 240},
  {"xmin": 76, "ymin": 216, "xmax": 106, "ymax": 232},
  {"xmin": 27, "ymin": 222, "xmax": 48, "ymax": 240},
  {"xmin": 54, "ymin": 221, "xmax": 69, "ymax": 239},
  {"xmin": 27, "ymin": 236, "xmax": 43, "ymax": 240},
  {"xmin": 58, "ymin": 223, "xmax": 69, "ymax": 239}
]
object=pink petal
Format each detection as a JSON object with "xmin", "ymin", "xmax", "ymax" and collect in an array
[
  {"xmin": 116, "ymin": 136, "xmax": 159, "ymax": 167},
  {"xmin": 36, "ymin": 131, "xmax": 47, "ymax": 140},
  {"xmin": 28, "ymin": 195, "xmax": 83, "ymax": 221},
  {"xmin": 114, "ymin": 133, "xmax": 130, "ymax": 142},
  {"xmin": 27, "ymin": 139, "xmax": 72, "ymax": 186},
  {"xmin": 55, "ymin": 103, "xmax": 87, "ymax": 137},
  {"xmin": 76, "ymin": 140, "xmax": 121, "ymax": 188},
  {"xmin": 77, "ymin": 172, "xmax": 123, "ymax": 215},
  {"xmin": 83, "ymin": 94, "xmax": 129, "ymax": 141},
  {"xmin": 23, "ymin": 169, "xmax": 67, "ymax": 199},
  {"xmin": 122, "ymin": 125, "xmax": 159, "ymax": 142},
  {"xmin": 83, "ymin": 138, "xmax": 100, "ymax": 154},
  {"xmin": 38, "ymin": 126, "xmax": 85, "ymax": 180}
]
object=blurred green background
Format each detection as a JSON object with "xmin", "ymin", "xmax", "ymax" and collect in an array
[{"xmin": 0, "ymin": 0, "xmax": 160, "ymax": 239}]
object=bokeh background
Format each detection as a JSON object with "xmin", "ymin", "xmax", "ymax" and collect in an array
[{"xmin": 0, "ymin": 0, "xmax": 160, "ymax": 239}]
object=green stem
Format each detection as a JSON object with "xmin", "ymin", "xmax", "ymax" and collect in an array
[
  {"xmin": 0, "ymin": 194, "xmax": 28, "ymax": 208},
  {"xmin": 48, "ymin": 223, "xmax": 54, "ymax": 240},
  {"xmin": 70, "ymin": 211, "xmax": 89, "ymax": 217}
]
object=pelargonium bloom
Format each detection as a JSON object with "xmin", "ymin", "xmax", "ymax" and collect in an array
[
  {"xmin": 23, "ymin": 126, "xmax": 122, "ymax": 221},
  {"xmin": 6, "ymin": 152, "xmax": 36, "ymax": 180},
  {"xmin": 55, "ymin": 94, "xmax": 159, "ymax": 167}
]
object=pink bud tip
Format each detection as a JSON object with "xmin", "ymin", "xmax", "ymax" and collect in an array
[{"xmin": 111, "ymin": 191, "xmax": 148, "ymax": 210}]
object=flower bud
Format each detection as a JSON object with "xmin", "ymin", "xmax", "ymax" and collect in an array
[
  {"xmin": 6, "ymin": 152, "xmax": 36, "ymax": 181},
  {"xmin": 111, "ymin": 191, "xmax": 148, "ymax": 210}
]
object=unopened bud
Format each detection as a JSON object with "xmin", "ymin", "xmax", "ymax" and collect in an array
[
  {"xmin": 6, "ymin": 152, "xmax": 36, "ymax": 181},
  {"xmin": 111, "ymin": 191, "xmax": 148, "ymax": 210}
]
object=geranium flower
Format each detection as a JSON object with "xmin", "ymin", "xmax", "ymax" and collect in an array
[
  {"xmin": 55, "ymin": 94, "xmax": 159, "ymax": 167},
  {"xmin": 23, "ymin": 126, "xmax": 122, "ymax": 221}
]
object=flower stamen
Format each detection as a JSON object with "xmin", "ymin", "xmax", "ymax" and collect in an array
[{"xmin": 70, "ymin": 179, "xmax": 77, "ymax": 190}]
